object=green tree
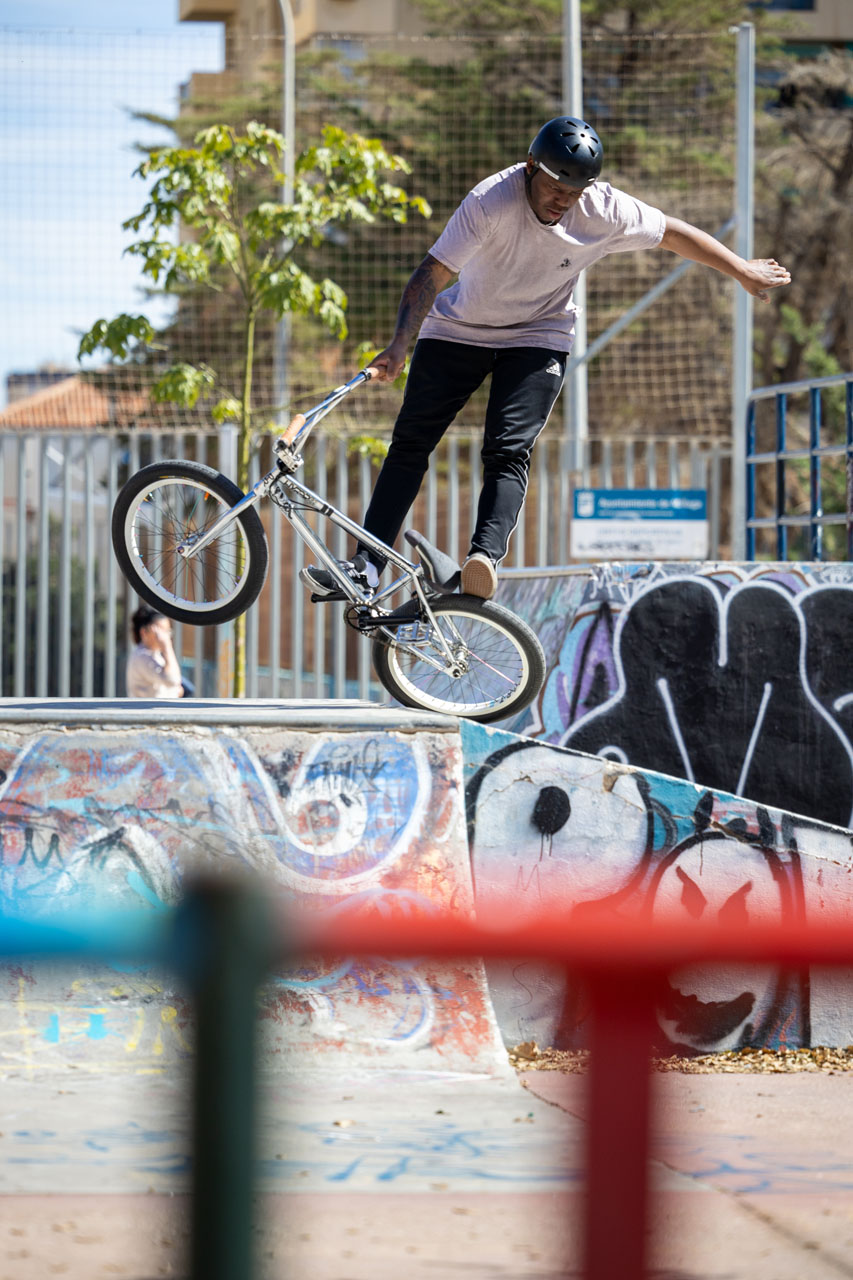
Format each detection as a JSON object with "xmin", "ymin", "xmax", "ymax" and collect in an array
[{"xmin": 78, "ymin": 121, "xmax": 429, "ymax": 695}]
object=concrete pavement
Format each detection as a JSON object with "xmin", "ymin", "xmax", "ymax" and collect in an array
[{"xmin": 4, "ymin": 1065, "xmax": 853, "ymax": 1278}]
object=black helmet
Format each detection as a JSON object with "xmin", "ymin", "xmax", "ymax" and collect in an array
[{"xmin": 528, "ymin": 116, "xmax": 603, "ymax": 189}]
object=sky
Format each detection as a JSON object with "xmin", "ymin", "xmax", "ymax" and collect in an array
[{"xmin": 0, "ymin": 2, "xmax": 224, "ymax": 405}]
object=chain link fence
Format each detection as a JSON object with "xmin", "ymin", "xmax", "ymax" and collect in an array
[{"xmin": 0, "ymin": 24, "xmax": 742, "ymax": 697}]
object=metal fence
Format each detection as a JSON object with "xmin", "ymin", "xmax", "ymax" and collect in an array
[
  {"xmin": 0, "ymin": 426, "xmax": 731, "ymax": 699},
  {"xmin": 746, "ymin": 371, "xmax": 853, "ymax": 562}
]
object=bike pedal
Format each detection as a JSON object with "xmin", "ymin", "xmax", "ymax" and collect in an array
[{"xmin": 310, "ymin": 591, "xmax": 348, "ymax": 603}]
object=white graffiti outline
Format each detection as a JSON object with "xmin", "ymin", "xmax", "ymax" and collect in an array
[
  {"xmin": 274, "ymin": 737, "xmax": 432, "ymax": 893},
  {"xmin": 564, "ymin": 575, "xmax": 853, "ymax": 827}
]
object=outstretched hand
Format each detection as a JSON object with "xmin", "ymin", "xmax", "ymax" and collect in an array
[{"xmin": 743, "ymin": 258, "xmax": 791, "ymax": 302}]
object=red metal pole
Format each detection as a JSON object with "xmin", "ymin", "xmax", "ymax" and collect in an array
[{"xmin": 583, "ymin": 971, "xmax": 658, "ymax": 1280}]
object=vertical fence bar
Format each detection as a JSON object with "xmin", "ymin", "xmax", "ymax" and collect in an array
[
  {"xmin": 846, "ymin": 380, "xmax": 853, "ymax": 562},
  {"xmin": 270, "ymin": 478, "xmax": 282, "ymax": 699},
  {"xmin": 810, "ymin": 386, "xmax": 823, "ymax": 561},
  {"xmin": 559, "ymin": 436, "xmax": 571, "ymax": 565},
  {"xmin": 58, "ymin": 437, "xmax": 72, "ymax": 696},
  {"xmin": 313, "ymin": 440, "xmax": 327, "ymax": 697},
  {"xmin": 624, "ymin": 441, "xmax": 635, "ymax": 489},
  {"xmin": 14, "ymin": 439, "xmax": 28, "ymax": 696},
  {"xmin": 105, "ymin": 438, "xmax": 118, "ymax": 696},
  {"xmin": 469, "ymin": 436, "xmax": 479, "ymax": 561},
  {"xmin": 601, "ymin": 439, "xmax": 612, "ymax": 490},
  {"xmin": 513, "ymin": 477, "xmax": 525, "ymax": 568},
  {"xmin": 645, "ymin": 441, "xmax": 657, "ymax": 489},
  {"xmin": 36, "ymin": 438, "xmax": 50, "ymax": 697},
  {"xmin": 291, "ymin": 469, "xmax": 305, "ymax": 699},
  {"xmin": 0, "ymin": 440, "xmax": 4, "ymax": 692},
  {"xmin": 427, "ymin": 455, "xmax": 438, "ymax": 547},
  {"xmin": 82, "ymin": 447, "xmax": 95, "ymax": 697},
  {"xmin": 247, "ymin": 451, "xmax": 260, "ymax": 699},
  {"xmin": 190, "ymin": 434, "xmax": 205, "ymax": 693},
  {"xmin": 172, "ymin": 433, "xmax": 185, "ymax": 679},
  {"xmin": 537, "ymin": 437, "xmax": 549, "ymax": 566},
  {"xmin": 128, "ymin": 435, "xmax": 140, "ymax": 612},
  {"xmin": 775, "ymin": 393, "xmax": 787, "ymax": 561},
  {"xmin": 215, "ymin": 425, "xmax": 238, "ymax": 699},
  {"xmin": 194, "ymin": 614, "xmax": 205, "ymax": 699},
  {"xmin": 448, "ymin": 437, "xmax": 460, "ymax": 567},
  {"xmin": 358, "ymin": 454, "xmax": 371, "ymax": 699},
  {"xmin": 334, "ymin": 439, "xmax": 348, "ymax": 697},
  {"xmin": 745, "ymin": 400, "xmax": 757, "ymax": 560}
]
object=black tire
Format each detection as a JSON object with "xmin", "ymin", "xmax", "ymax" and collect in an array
[
  {"xmin": 372, "ymin": 594, "xmax": 545, "ymax": 723},
  {"xmin": 112, "ymin": 460, "xmax": 268, "ymax": 626}
]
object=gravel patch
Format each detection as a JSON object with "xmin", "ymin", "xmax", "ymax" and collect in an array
[{"xmin": 508, "ymin": 1041, "xmax": 853, "ymax": 1074}]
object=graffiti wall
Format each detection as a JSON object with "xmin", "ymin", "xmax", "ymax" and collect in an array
[
  {"xmin": 497, "ymin": 563, "xmax": 853, "ymax": 830},
  {"xmin": 0, "ymin": 718, "xmax": 507, "ymax": 1078},
  {"xmin": 461, "ymin": 719, "xmax": 853, "ymax": 1056}
]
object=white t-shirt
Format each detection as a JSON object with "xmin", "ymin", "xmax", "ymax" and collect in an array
[
  {"xmin": 420, "ymin": 164, "xmax": 666, "ymax": 352},
  {"xmin": 126, "ymin": 644, "xmax": 183, "ymax": 699}
]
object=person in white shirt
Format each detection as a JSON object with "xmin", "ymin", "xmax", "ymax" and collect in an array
[
  {"xmin": 125, "ymin": 605, "xmax": 192, "ymax": 699},
  {"xmin": 301, "ymin": 116, "xmax": 791, "ymax": 600}
]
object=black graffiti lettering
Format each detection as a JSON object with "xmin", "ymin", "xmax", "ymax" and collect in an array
[
  {"xmin": 305, "ymin": 739, "xmax": 388, "ymax": 792},
  {"xmin": 564, "ymin": 580, "xmax": 853, "ymax": 829}
]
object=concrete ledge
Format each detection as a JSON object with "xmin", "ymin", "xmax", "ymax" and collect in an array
[{"xmin": 0, "ymin": 697, "xmax": 459, "ymax": 732}]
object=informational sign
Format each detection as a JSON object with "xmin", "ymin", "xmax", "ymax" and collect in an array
[{"xmin": 570, "ymin": 489, "xmax": 709, "ymax": 560}]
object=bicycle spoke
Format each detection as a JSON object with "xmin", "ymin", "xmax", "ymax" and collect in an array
[{"xmin": 130, "ymin": 477, "xmax": 249, "ymax": 611}]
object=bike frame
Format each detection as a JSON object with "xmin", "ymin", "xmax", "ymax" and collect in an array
[{"xmin": 175, "ymin": 371, "xmax": 462, "ymax": 671}]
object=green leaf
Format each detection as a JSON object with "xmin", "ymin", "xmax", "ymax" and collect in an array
[
  {"xmin": 76, "ymin": 314, "xmax": 157, "ymax": 361},
  {"xmin": 151, "ymin": 363, "xmax": 216, "ymax": 407},
  {"xmin": 211, "ymin": 395, "xmax": 242, "ymax": 424}
]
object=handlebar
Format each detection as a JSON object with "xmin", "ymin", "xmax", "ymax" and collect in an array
[{"xmin": 279, "ymin": 367, "xmax": 377, "ymax": 450}]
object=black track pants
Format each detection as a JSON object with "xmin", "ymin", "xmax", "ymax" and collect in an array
[{"xmin": 361, "ymin": 338, "xmax": 566, "ymax": 568}]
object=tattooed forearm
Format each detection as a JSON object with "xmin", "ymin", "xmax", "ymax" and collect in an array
[{"xmin": 392, "ymin": 254, "xmax": 454, "ymax": 345}]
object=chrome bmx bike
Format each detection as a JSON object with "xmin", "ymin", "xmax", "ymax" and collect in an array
[{"xmin": 111, "ymin": 370, "xmax": 546, "ymax": 723}]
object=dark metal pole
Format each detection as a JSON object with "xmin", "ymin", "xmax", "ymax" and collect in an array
[{"xmin": 180, "ymin": 878, "xmax": 275, "ymax": 1280}]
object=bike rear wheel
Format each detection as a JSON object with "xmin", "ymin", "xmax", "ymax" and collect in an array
[
  {"xmin": 112, "ymin": 460, "xmax": 268, "ymax": 626},
  {"xmin": 372, "ymin": 594, "xmax": 545, "ymax": 723}
]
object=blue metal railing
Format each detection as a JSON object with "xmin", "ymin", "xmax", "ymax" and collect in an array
[{"xmin": 746, "ymin": 372, "xmax": 853, "ymax": 561}]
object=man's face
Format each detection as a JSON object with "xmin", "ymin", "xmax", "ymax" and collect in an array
[{"xmin": 525, "ymin": 158, "xmax": 586, "ymax": 224}]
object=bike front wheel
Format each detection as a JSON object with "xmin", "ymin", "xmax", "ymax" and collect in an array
[
  {"xmin": 112, "ymin": 460, "xmax": 269, "ymax": 626},
  {"xmin": 372, "ymin": 594, "xmax": 545, "ymax": 724}
]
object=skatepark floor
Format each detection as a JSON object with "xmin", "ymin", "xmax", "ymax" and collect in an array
[{"xmin": 3, "ymin": 1060, "xmax": 853, "ymax": 1280}]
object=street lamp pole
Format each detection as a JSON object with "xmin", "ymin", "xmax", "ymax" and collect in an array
[{"xmin": 562, "ymin": 0, "xmax": 588, "ymax": 474}]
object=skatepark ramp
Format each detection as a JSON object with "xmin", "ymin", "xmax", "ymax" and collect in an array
[{"xmin": 0, "ymin": 699, "xmax": 507, "ymax": 1079}]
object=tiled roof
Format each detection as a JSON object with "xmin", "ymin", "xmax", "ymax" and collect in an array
[{"xmin": 0, "ymin": 375, "xmax": 150, "ymax": 430}]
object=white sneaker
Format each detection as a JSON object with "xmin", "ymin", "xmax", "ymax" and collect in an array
[{"xmin": 461, "ymin": 553, "xmax": 498, "ymax": 599}]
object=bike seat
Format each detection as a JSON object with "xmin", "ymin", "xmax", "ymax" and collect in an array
[{"xmin": 404, "ymin": 529, "xmax": 461, "ymax": 592}]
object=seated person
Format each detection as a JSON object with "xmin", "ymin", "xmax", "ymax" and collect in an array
[{"xmin": 126, "ymin": 605, "xmax": 194, "ymax": 698}]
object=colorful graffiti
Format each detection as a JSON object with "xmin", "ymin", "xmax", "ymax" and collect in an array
[
  {"xmin": 461, "ymin": 719, "xmax": 853, "ymax": 1055},
  {"xmin": 0, "ymin": 723, "xmax": 505, "ymax": 1077},
  {"xmin": 497, "ymin": 563, "xmax": 853, "ymax": 829}
]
